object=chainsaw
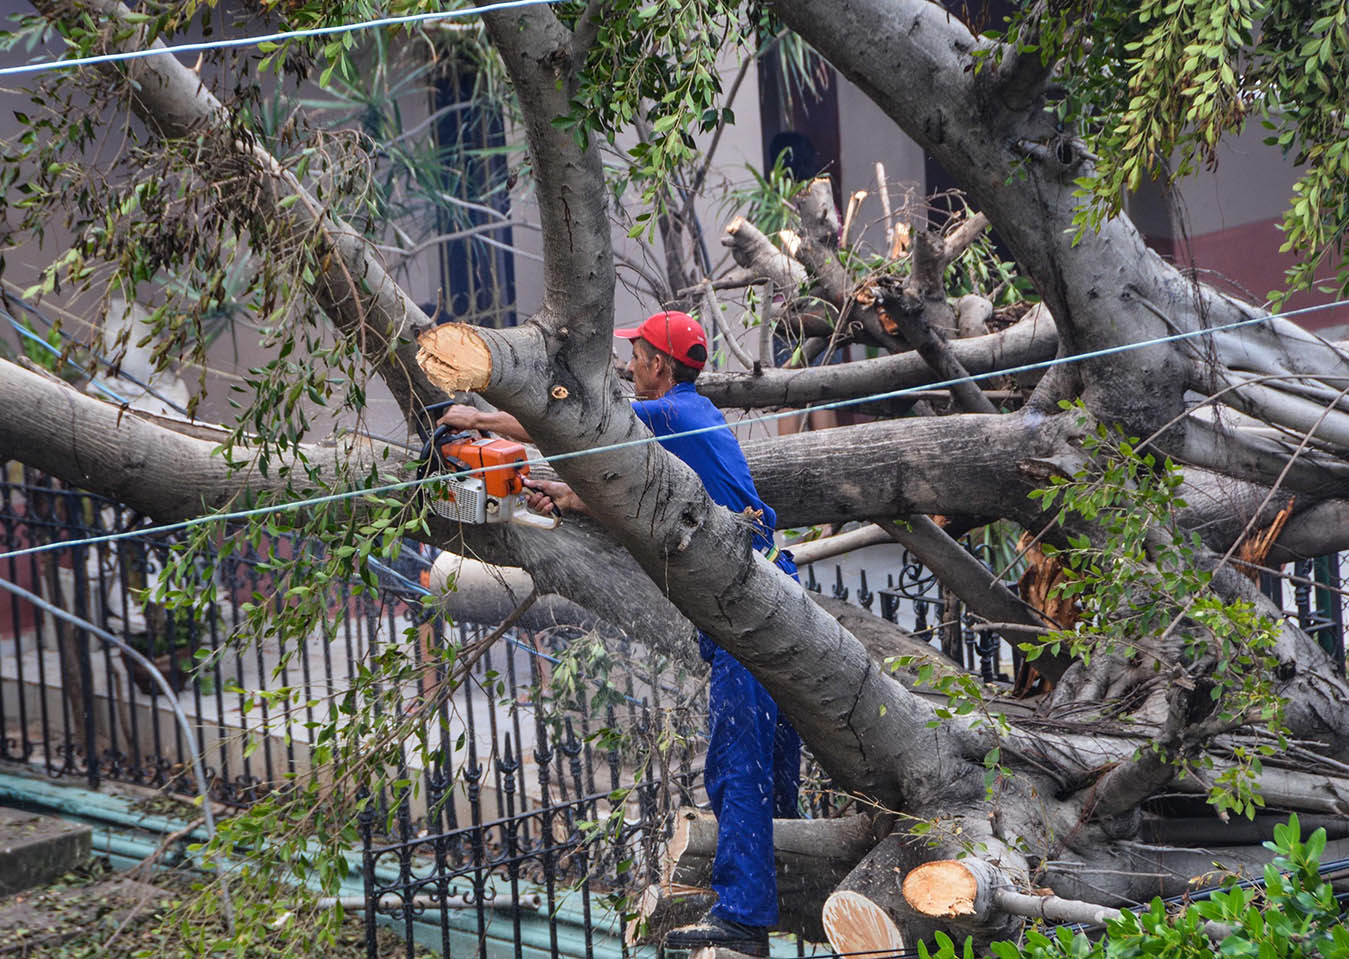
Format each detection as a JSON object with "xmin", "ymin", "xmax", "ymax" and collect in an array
[{"xmin": 416, "ymin": 403, "xmax": 559, "ymax": 531}]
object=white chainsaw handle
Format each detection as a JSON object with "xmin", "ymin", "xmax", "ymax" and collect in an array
[{"xmin": 510, "ymin": 508, "xmax": 560, "ymax": 531}]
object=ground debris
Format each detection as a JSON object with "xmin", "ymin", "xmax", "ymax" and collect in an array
[{"xmin": 0, "ymin": 858, "xmax": 431, "ymax": 958}]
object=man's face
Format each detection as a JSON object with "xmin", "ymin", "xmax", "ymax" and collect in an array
[{"xmin": 627, "ymin": 338, "xmax": 669, "ymax": 399}]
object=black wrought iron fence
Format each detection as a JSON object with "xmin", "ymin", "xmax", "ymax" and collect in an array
[{"xmin": 2, "ymin": 462, "xmax": 1345, "ymax": 959}]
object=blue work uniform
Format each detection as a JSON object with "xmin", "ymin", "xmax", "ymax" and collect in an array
[{"xmin": 632, "ymin": 381, "xmax": 802, "ymax": 929}]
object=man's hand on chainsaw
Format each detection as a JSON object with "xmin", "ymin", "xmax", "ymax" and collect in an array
[
  {"xmin": 437, "ymin": 406, "xmax": 532, "ymax": 444},
  {"xmin": 437, "ymin": 405, "xmax": 485, "ymax": 432},
  {"xmin": 525, "ymin": 479, "xmax": 589, "ymax": 517}
]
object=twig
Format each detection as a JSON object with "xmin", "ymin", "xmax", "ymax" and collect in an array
[
  {"xmin": 127, "ymin": 816, "xmax": 207, "ymax": 879},
  {"xmin": 373, "ymin": 221, "xmax": 525, "ymax": 261},
  {"xmin": 674, "ymin": 267, "xmax": 760, "ymax": 297},
  {"xmin": 701, "ymin": 278, "xmax": 755, "ymax": 368},
  {"xmin": 614, "ymin": 250, "xmax": 671, "ymax": 300},
  {"xmin": 381, "ymin": 99, "xmax": 477, "ymax": 150},
  {"xmin": 840, "ymin": 190, "xmax": 867, "ymax": 248},
  {"xmin": 757, "ymin": 279, "xmax": 776, "ymax": 370},
  {"xmin": 969, "ymin": 621, "xmax": 1053, "ymax": 634},
  {"xmin": 685, "ymin": 50, "xmax": 755, "ymax": 212},
  {"xmin": 875, "ymin": 162, "xmax": 892, "ymax": 249},
  {"xmin": 424, "ymin": 589, "xmax": 539, "ymax": 711},
  {"xmin": 434, "ymin": 189, "xmax": 513, "ymax": 222},
  {"xmin": 1230, "ymin": 557, "xmax": 1349, "ymax": 602},
  {"xmin": 99, "ymin": 812, "xmax": 211, "ymax": 952}
]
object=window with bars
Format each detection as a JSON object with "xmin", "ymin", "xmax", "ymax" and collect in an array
[{"xmin": 430, "ymin": 61, "xmax": 517, "ymax": 328}]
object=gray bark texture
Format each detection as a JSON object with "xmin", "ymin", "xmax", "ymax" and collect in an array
[{"xmin": 6, "ymin": 0, "xmax": 1349, "ymax": 951}]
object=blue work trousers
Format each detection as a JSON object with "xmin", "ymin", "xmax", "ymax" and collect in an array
[{"xmin": 698, "ymin": 551, "xmax": 802, "ymax": 929}]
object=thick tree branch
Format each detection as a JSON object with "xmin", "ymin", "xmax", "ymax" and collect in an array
[
  {"xmin": 454, "ymin": 1, "xmax": 972, "ymax": 805},
  {"xmin": 697, "ymin": 307, "xmax": 1057, "ymax": 408},
  {"xmin": 876, "ymin": 279, "xmax": 998, "ymax": 414},
  {"xmin": 1176, "ymin": 415, "xmax": 1349, "ymax": 496},
  {"xmin": 791, "ymin": 178, "xmax": 849, "ymax": 303},
  {"xmin": 721, "ymin": 216, "xmax": 807, "ymax": 291},
  {"xmin": 879, "ymin": 516, "xmax": 1044, "ymax": 632},
  {"xmin": 769, "ymin": 0, "xmax": 1202, "ymax": 437},
  {"xmin": 0, "ymin": 357, "xmax": 697, "ymax": 649},
  {"xmin": 0, "ymin": 361, "xmax": 343, "ymax": 519},
  {"xmin": 571, "ymin": 0, "xmax": 605, "ymax": 60},
  {"xmin": 983, "ymin": 2, "xmax": 1057, "ymax": 111},
  {"xmin": 1083, "ymin": 682, "xmax": 1195, "ymax": 821},
  {"xmin": 476, "ymin": 0, "xmax": 614, "ymax": 351}
]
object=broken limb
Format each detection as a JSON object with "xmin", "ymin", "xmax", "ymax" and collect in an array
[{"xmin": 696, "ymin": 308, "xmax": 1057, "ymax": 410}]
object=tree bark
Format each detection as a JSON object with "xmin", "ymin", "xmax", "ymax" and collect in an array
[
  {"xmin": 879, "ymin": 517, "xmax": 1043, "ymax": 634},
  {"xmin": 695, "ymin": 308, "xmax": 1056, "ymax": 409},
  {"xmin": 660, "ymin": 808, "xmax": 885, "ymax": 942},
  {"xmin": 15, "ymin": 0, "xmax": 1349, "ymax": 946},
  {"xmin": 773, "ymin": 0, "xmax": 1349, "ymax": 465}
]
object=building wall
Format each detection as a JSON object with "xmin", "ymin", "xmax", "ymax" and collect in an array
[
  {"xmin": 836, "ymin": 75, "xmax": 927, "ymax": 256},
  {"xmin": 1127, "ymin": 123, "xmax": 1349, "ymax": 334}
]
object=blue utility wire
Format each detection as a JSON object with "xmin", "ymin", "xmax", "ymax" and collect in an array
[
  {"xmin": 1, "ymin": 296, "xmax": 1348, "ymax": 564},
  {"xmin": 0, "ymin": 0, "xmax": 565, "ymax": 78},
  {"xmin": 5, "ymin": 313, "xmax": 131, "ymax": 406},
  {"xmin": 5, "ymin": 294, "xmax": 192, "ymax": 416}
]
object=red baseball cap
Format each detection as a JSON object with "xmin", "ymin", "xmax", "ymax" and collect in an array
[{"xmin": 615, "ymin": 310, "xmax": 709, "ymax": 370}]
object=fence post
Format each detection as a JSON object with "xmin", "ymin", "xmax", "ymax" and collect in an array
[
  {"xmin": 1314, "ymin": 554, "xmax": 1345, "ymax": 673},
  {"xmin": 74, "ymin": 541, "xmax": 99, "ymax": 789},
  {"xmin": 359, "ymin": 790, "xmax": 378, "ymax": 959}
]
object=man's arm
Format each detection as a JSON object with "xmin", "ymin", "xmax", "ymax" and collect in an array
[
  {"xmin": 444, "ymin": 392, "xmax": 657, "ymax": 444},
  {"xmin": 438, "ymin": 405, "xmax": 532, "ymax": 443}
]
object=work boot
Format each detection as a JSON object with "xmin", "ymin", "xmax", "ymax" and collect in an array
[{"xmin": 664, "ymin": 911, "xmax": 770, "ymax": 957}]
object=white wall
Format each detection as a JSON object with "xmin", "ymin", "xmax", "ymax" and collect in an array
[{"xmin": 836, "ymin": 76, "xmax": 926, "ymax": 257}]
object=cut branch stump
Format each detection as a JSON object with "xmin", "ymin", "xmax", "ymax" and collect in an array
[
  {"xmin": 820, "ymin": 833, "xmax": 913, "ymax": 958},
  {"xmin": 658, "ymin": 809, "xmax": 884, "ymax": 942},
  {"xmin": 623, "ymin": 883, "xmax": 717, "ymax": 947}
]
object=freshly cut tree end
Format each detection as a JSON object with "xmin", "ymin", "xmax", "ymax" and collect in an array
[
  {"xmin": 666, "ymin": 808, "xmax": 719, "ymax": 885},
  {"xmin": 416, "ymin": 323, "xmax": 492, "ymax": 392},
  {"xmin": 1234, "ymin": 497, "xmax": 1295, "ymax": 582},
  {"xmin": 689, "ymin": 949, "xmax": 765, "ymax": 959},
  {"xmin": 901, "ymin": 860, "xmax": 980, "ymax": 918},
  {"xmin": 623, "ymin": 883, "xmax": 717, "ymax": 947},
  {"xmin": 821, "ymin": 889, "xmax": 906, "ymax": 957}
]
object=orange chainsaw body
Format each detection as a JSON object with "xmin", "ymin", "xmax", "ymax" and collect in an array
[{"xmin": 438, "ymin": 437, "xmax": 529, "ymax": 497}]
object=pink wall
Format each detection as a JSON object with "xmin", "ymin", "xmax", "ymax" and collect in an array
[{"xmin": 1149, "ymin": 216, "xmax": 1349, "ymax": 332}]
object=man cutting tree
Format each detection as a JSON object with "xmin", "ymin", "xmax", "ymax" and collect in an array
[{"xmin": 439, "ymin": 310, "xmax": 800, "ymax": 957}]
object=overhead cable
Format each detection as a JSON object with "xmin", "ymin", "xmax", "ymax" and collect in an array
[
  {"xmin": 0, "ymin": 0, "xmax": 565, "ymax": 78},
  {"xmin": 4, "ymin": 312, "xmax": 131, "ymax": 406},
  {"xmin": 4, "ymin": 294, "xmax": 192, "ymax": 415}
]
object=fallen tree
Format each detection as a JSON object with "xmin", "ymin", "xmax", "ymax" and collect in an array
[{"xmin": 3, "ymin": 0, "xmax": 1349, "ymax": 953}]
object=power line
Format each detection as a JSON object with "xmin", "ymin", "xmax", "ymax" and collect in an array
[
  {"xmin": 4, "ymin": 294, "xmax": 192, "ymax": 415},
  {"xmin": 0, "ymin": 280, "xmax": 253, "ymax": 385},
  {"xmin": 0, "ymin": 0, "xmax": 565, "ymax": 78},
  {"xmin": 4, "ymin": 313, "xmax": 130, "ymax": 406},
  {"xmin": 1, "ymin": 297, "xmax": 1348, "ymax": 564}
]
